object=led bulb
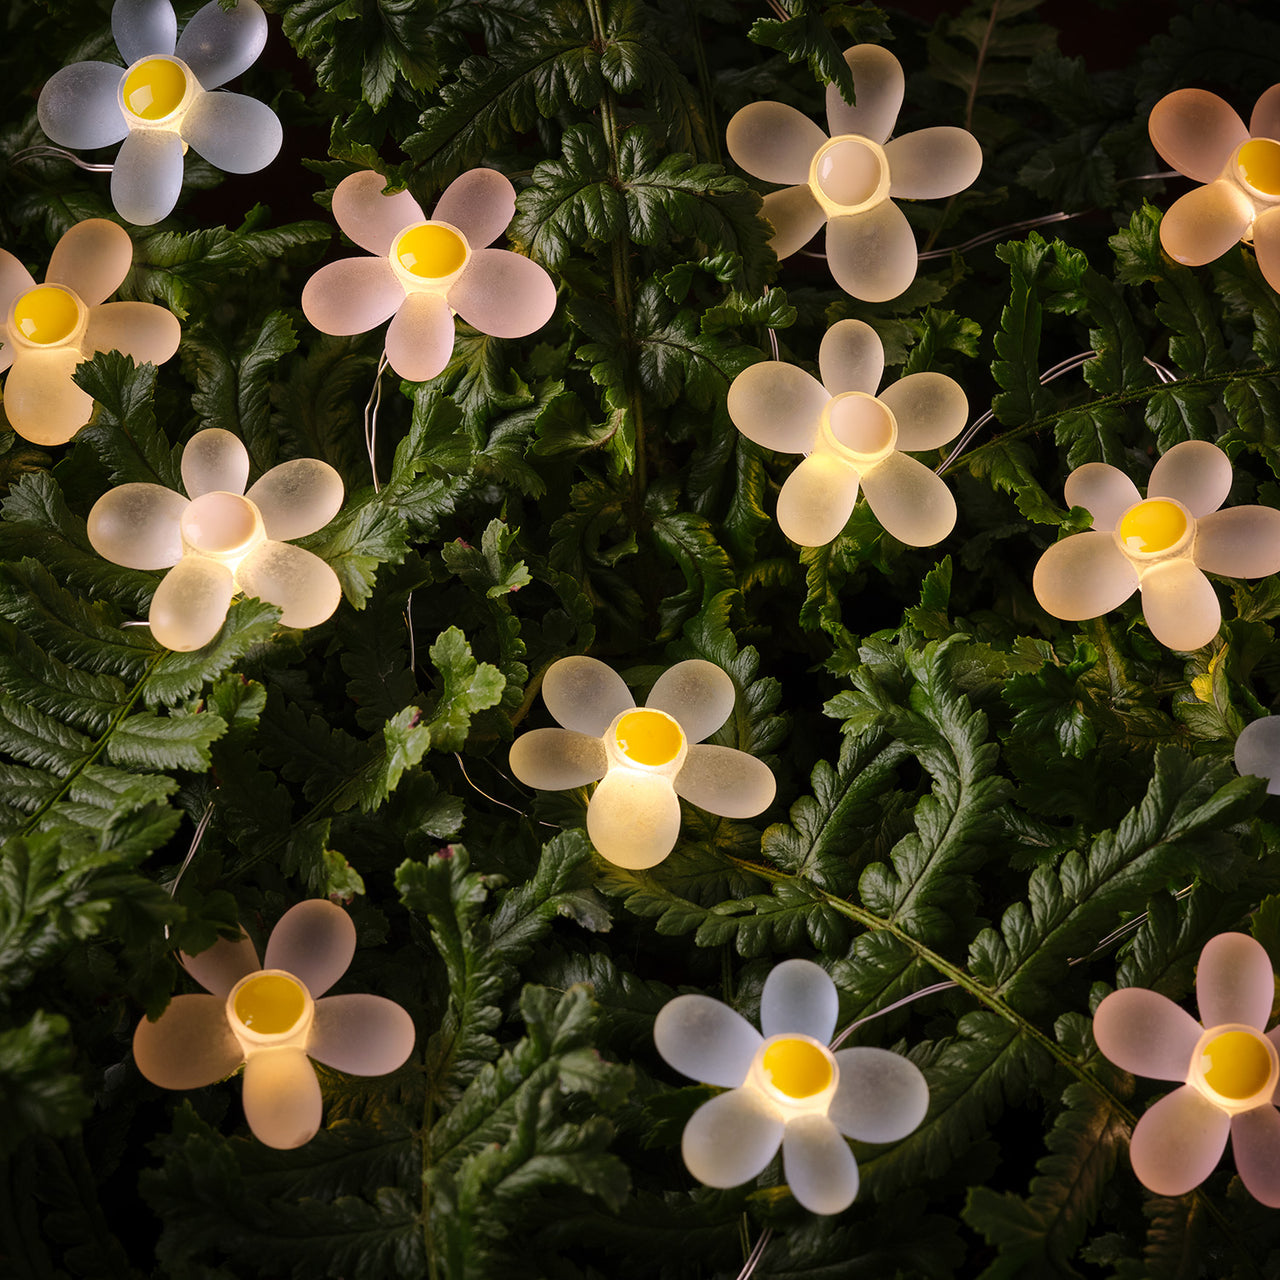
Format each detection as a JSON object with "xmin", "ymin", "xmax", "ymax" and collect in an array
[
  {"xmin": 395, "ymin": 223, "xmax": 468, "ymax": 279},
  {"xmin": 11, "ymin": 286, "xmax": 81, "ymax": 345},
  {"xmin": 762, "ymin": 1038, "xmax": 834, "ymax": 1099},
  {"xmin": 1117, "ymin": 498, "xmax": 1188, "ymax": 555},
  {"xmin": 614, "ymin": 709, "xmax": 685, "ymax": 767},
  {"xmin": 1238, "ymin": 138, "xmax": 1280, "ymax": 196},
  {"xmin": 1200, "ymin": 1029, "xmax": 1273, "ymax": 1101},
  {"xmin": 121, "ymin": 57, "xmax": 189, "ymax": 122}
]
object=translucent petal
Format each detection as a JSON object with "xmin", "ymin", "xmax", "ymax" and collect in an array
[
  {"xmin": 885, "ymin": 127, "xmax": 982, "ymax": 200},
  {"xmin": 384, "ymin": 290, "xmax": 454, "ymax": 382},
  {"xmin": 84, "ymin": 302, "xmax": 180, "ymax": 365},
  {"xmin": 1159, "ymin": 181, "xmax": 1253, "ymax": 267},
  {"xmin": 264, "ymin": 899, "xmax": 356, "ymax": 998},
  {"xmin": 1195, "ymin": 506, "xmax": 1280, "ymax": 579},
  {"xmin": 235, "ymin": 541, "xmax": 342, "ymax": 630},
  {"xmin": 818, "ymin": 319, "xmax": 883, "ymax": 396},
  {"xmin": 682, "ymin": 1088, "xmax": 784, "ymax": 1188},
  {"xmin": 111, "ymin": 128, "xmax": 185, "ymax": 227},
  {"xmin": 760, "ymin": 959, "xmax": 837, "ymax": 1043},
  {"xmin": 245, "ymin": 458, "xmax": 344, "ymax": 540},
  {"xmin": 1032, "ymin": 531, "xmax": 1139, "ymax": 621},
  {"xmin": 826, "ymin": 44, "xmax": 904, "ymax": 145},
  {"xmin": 1149, "ymin": 88, "xmax": 1249, "ymax": 183},
  {"xmin": 1148, "ymin": 439, "xmax": 1231, "ymax": 515},
  {"xmin": 860, "ymin": 449, "xmax": 957, "ymax": 547},
  {"xmin": 1092, "ymin": 987, "xmax": 1202, "ymax": 1080},
  {"xmin": 47, "ymin": 219, "xmax": 132, "ymax": 306},
  {"xmin": 509, "ymin": 727, "xmax": 608, "ymax": 791},
  {"xmin": 0, "ymin": 349, "xmax": 10, "ymax": 376},
  {"xmin": 448, "ymin": 249, "xmax": 556, "ymax": 339},
  {"xmin": 180, "ymin": 929, "xmax": 260, "ymax": 996},
  {"xmin": 3, "ymin": 349, "xmax": 93, "ymax": 446},
  {"xmin": 782, "ymin": 1113, "xmax": 859, "ymax": 1215},
  {"xmin": 1063, "ymin": 462, "xmax": 1140, "ymax": 531},
  {"xmin": 725, "ymin": 101, "xmax": 828, "ymax": 184},
  {"xmin": 828, "ymin": 1046, "xmax": 929, "ymax": 1142},
  {"xmin": 0, "ymin": 252, "xmax": 37, "ymax": 316},
  {"xmin": 542, "ymin": 655, "xmax": 634, "ymax": 736},
  {"xmin": 181, "ymin": 91, "xmax": 281, "ymax": 174},
  {"xmin": 309, "ymin": 994, "xmax": 415, "ymax": 1076},
  {"xmin": 1231, "ymin": 1106, "xmax": 1280, "ymax": 1208},
  {"xmin": 646, "ymin": 660, "xmax": 735, "ymax": 743},
  {"xmin": 37, "ymin": 63, "xmax": 130, "ymax": 150},
  {"xmin": 149, "ymin": 556, "xmax": 234, "ymax": 650},
  {"xmin": 175, "ymin": 0, "xmax": 267, "ymax": 90},
  {"xmin": 113, "ymin": 0, "xmax": 177, "ymax": 63},
  {"xmin": 331, "ymin": 170, "xmax": 423, "ymax": 257},
  {"xmin": 879, "ymin": 373, "xmax": 968, "ymax": 452},
  {"xmin": 653, "ymin": 993, "xmax": 762, "ymax": 1088},
  {"xmin": 675, "ymin": 745, "xmax": 775, "ymax": 819},
  {"xmin": 726, "ymin": 361, "xmax": 827, "ymax": 454},
  {"xmin": 1197, "ymin": 932, "xmax": 1275, "ymax": 1031},
  {"xmin": 761, "ymin": 184, "xmax": 827, "ymax": 260},
  {"xmin": 775, "ymin": 452, "xmax": 860, "ymax": 547},
  {"xmin": 585, "ymin": 769, "xmax": 682, "ymax": 870},
  {"xmin": 431, "ymin": 167, "xmax": 516, "ymax": 250},
  {"xmin": 181, "ymin": 427, "xmax": 249, "ymax": 498},
  {"xmin": 88, "ymin": 482, "xmax": 187, "ymax": 569},
  {"xmin": 1129, "ymin": 1084, "xmax": 1230, "ymax": 1196},
  {"xmin": 1234, "ymin": 717, "xmax": 1280, "ymax": 795},
  {"xmin": 1253, "ymin": 205, "xmax": 1280, "ymax": 295},
  {"xmin": 301, "ymin": 257, "xmax": 405, "ymax": 337},
  {"xmin": 241, "ymin": 1046, "xmax": 323, "ymax": 1149},
  {"xmin": 1251, "ymin": 85, "xmax": 1280, "ymax": 141},
  {"xmin": 1139, "ymin": 559, "xmax": 1221, "ymax": 651},
  {"xmin": 826, "ymin": 203, "xmax": 918, "ymax": 303},
  {"xmin": 133, "ymin": 994, "xmax": 242, "ymax": 1089}
]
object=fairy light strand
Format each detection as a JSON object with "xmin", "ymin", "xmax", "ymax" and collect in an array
[
  {"xmin": 162, "ymin": 799, "xmax": 216, "ymax": 941},
  {"xmin": 9, "ymin": 144, "xmax": 114, "ymax": 173}
]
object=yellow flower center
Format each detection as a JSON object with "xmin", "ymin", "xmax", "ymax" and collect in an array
[
  {"xmin": 761, "ymin": 1037, "xmax": 833, "ymax": 1099},
  {"xmin": 614, "ymin": 709, "xmax": 684, "ymax": 766},
  {"xmin": 1201, "ymin": 1029, "xmax": 1273, "ymax": 1101},
  {"xmin": 1117, "ymin": 499, "xmax": 1188, "ymax": 554},
  {"xmin": 813, "ymin": 137, "xmax": 886, "ymax": 208},
  {"xmin": 395, "ymin": 224, "xmax": 467, "ymax": 279},
  {"xmin": 122, "ymin": 58, "xmax": 188, "ymax": 122},
  {"xmin": 181, "ymin": 492, "xmax": 260, "ymax": 558},
  {"xmin": 1238, "ymin": 138, "xmax": 1280, "ymax": 196},
  {"xmin": 233, "ymin": 973, "xmax": 306, "ymax": 1035},
  {"xmin": 827, "ymin": 393, "xmax": 895, "ymax": 457},
  {"xmin": 12, "ymin": 286, "xmax": 79, "ymax": 345}
]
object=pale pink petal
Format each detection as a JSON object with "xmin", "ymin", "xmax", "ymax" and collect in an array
[
  {"xmin": 726, "ymin": 101, "xmax": 828, "ymax": 184},
  {"xmin": 3, "ymin": 348, "xmax": 92, "ymax": 446},
  {"xmin": 84, "ymin": 302, "xmax": 180, "ymax": 365},
  {"xmin": 829, "ymin": 1046, "xmax": 929, "ymax": 1142},
  {"xmin": 244, "ymin": 458, "xmax": 343, "ymax": 540},
  {"xmin": 509, "ymin": 727, "xmax": 608, "ymax": 790},
  {"xmin": 1063, "ymin": 463, "xmax": 1140, "ymax": 531},
  {"xmin": 1251, "ymin": 85, "xmax": 1280, "ymax": 141},
  {"xmin": 37, "ymin": 63, "xmax": 130, "ymax": 151},
  {"xmin": 384, "ymin": 290, "xmax": 455, "ymax": 382},
  {"xmin": 301, "ymin": 258, "xmax": 405, "ymax": 337},
  {"xmin": 46, "ymin": 219, "xmax": 132, "ymax": 306},
  {"xmin": 1129, "ymin": 1084, "xmax": 1230, "ymax": 1196},
  {"xmin": 1148, "ymin": 440, "xmax": 1231, "ymax": 516},
  {"xmin": 675, "ymin": 745, "xmax": 775, "ymax": 818},
  {"xmin": 726, "ymin": 361, "xmax": 826, "ymax": 453},
  {"xmin": 682, "ymin": 1089, "xmax": 783, "ymax": 1187},
  {"xmin": 87, "ymin": 482, "xmax": 188, "ymax": 569},
  {"xmin": 1033, "ymin": 531, "xmax": 1140, "ymax": 622},
  {"xmin": 860, "ymin": 450, "xmax": 957, "ymax": 546},
  {"xmin": 776, "ymin": 452, "xmax": 861, "ymax": 547},
  {"xmin": 332, "ymin": 170, "xmax": 424, "ymax": 257},
  {"xmin": 1195, "ymin": 507, "xmax": 1280, "ymax": 578},
  {"xmin": 1139, "ymin": 559, "xmax": 1221, "ymax": 650},
  {"xmin": 1159, "ymin": 181, "xmax": 1253, "ymax": 268},
  {"xmin": 760, "ymin": 959, "xmax": 837, "ymax": 1043},
  {"xmin": 1236, "ymin": 718, "xmax": 1280, "ymax": 796},
  {"xmin": 447, "ymin": 249, "xmax": 556, "ymax": 338},
  {"xmin": 826, "ymin": 44, "xmax": 904, "ymax": 145},
  {"xmin": 430, "ymin": 168, "xmax": 515, "ymax": 249},
  {"xmin": 879, "ymin": 373, "xmax": 967, "ymax": 452},
  {"xmin": 1197, "ymin": 932, "xmax": 1275, "ymax": 1031},
  {"xmin": 818, "ymin": 319, "xmax": 883, "ymax": 396},
  {"xmin": 234, "ymin": 542, "xmax": 342, "ymax": 630},
  {"xmin": 783, "ymin": 1113, "xmax": 859, "ymax": 1214},
  {"xmin": 885, "ymin": 127, "xmax": 982, "ymax": 199},
  {"xmin": 1149, "ymin": 89, "xmax": 1249, "ymax": 182},
  {"xmin": 241, "ymin": 1046, "xmax": 323, "ymax": 1149},
  {"xmin": 309, "ymin": 994, "xmax": 415, "ymax": 1076},
  {"xmin": 1252, "ymin": 205, "xmax": 1280, "ymax": 294},
  {"xmin": 585, "ymin": 769, "xmax": 681, "ymax": 870},
  {"xmin": 646, "ymin": 660, "xmax": 734, "ymax": 744},
  {"xmin": 653, "ymin": 994, "xmax": 762, "ymax": 1088},
  {"xmin": 826, "ymin": 203, "xmax": 918, "ymax": 303},
  {"xmin": 180, "ymin": 929, "xmax": 260, "ymax": 997},
  {"xmin": 1093, "ymin": 987, "xmax": 1202, "ymax": 1080},
  {"xmin": 542, "ymin": 656, "xmax": 634, "ymax": 736},
  {"xmin": 134, "ymin": 994, "xmax": 243, "ymax": 1089},
  {"xmin": 761, "ymin": 184, "xmax": 827, "ymax": 259},
  {"xmin": 175, "ymin": 0, "xmax": 267, "ymax": 90},
  {"xmin": 1231, "ymin": 1106, "xmax": 1280, "ymax": 1207},
  {"xmin": 263, "ymin": 899, "xmax": 355, "ymax": 997},
  {"xmin": 0, "ymin": 252, "xmax": 37, "ymax": 316}
]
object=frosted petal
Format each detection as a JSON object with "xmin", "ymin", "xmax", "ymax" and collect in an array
[
  {"xmin": 242, "ymin": 1047, "xmax": 322, "ymax": 1149},
  {"xmin": 776, "ymin": 452, "xmax": 861, "ymax": 547},
  {"xmin": 826, "ymin": 203, "xmax": 918, "ymax": 303},
  {"xmin": 134, "ymin": 994, "xmax": 242, "ymax": 1089},
  {"xmin": 1129, "ymin": 1084, "xmax": 1230, "ymax": 1196},
  {"xmin": 84, "ymin": 302, "xmax": 180, "ymax": 365},
  {"xmin": 384, "ymin": 289, "xmax": 454, "ymax": 382},
  {"xmin": 3, "ymin": 348, "xmax": 93, "ymax": 446},
  {"xmin": 826, "ymin": 44, "xmax": 904, "ymax": 145},
  {"xmin": 113, "ymin": 0, "xmax": 177, "ymax": 63},
  {"xmin": 235, "ymin": 542, "xmax": 342, "ymax": 630},
  {"xmin": 264, "ymin": 900, "xmax": 356, "ymax": 997},
  {"xmin": 181, "ymin": 428, "xmax": 249, "ymax": 498},
  {"xmin": 761, "ymin": 184, "xmax": 827, "ymax": 260},
  {"xmin": 309, "ymin": 994, "xmax": 415, "ymax": 1076},
  {"xmin": 681, "ymin": 1088, "xmax": 784, "ymax": 1188},
  {"xmin": 431, "ymin": 168, "xmax": 516, "ymax": 250},
  {"xmin": 885, "ymin": 127, "xmax": 982, "ymax": 199},
  {"xmin": 149, "ymin": 556, "xmax": 234, "ymax": 650},
  {"xmin": 1197, "ymin": 932, "xmax": 1275, "ymax": 1031},
  {"xmin": 585, "ymin": 769, "xmax": 681, "ymax": 870},
  {"xmin": 0, "ymin": 252, "xmax": 37, "ymax": 317},
  {"xmin": 245, "ymin": 458, "xmax": 343, "ymax": 540},
  {"xmin": 860, "ymin": 449, "xmax": 957, "ymax": 546},
  {"xmin": 1093, "ymin": 987, "xmax": 1202, "ymax": 1080},
  {"xmin": 782, "ymin": 1114, "xmax": 859, "ymax": 1215},
  {"xmin": 819, "ymin": 319, "xmax": 883, "ymax": 397},
  {"xmin": 1235, "ymin": 717, "xmax": 1280, "ymax": 795},
  {"xmin": 1232, "ymin": 1105, "xmax": 1280, "ymax": 1207},
  {"xmin": 302, "ymin": 257, "xmax": 404, "ymax": 337},
  {"xmin": 1195, "ymin": 506, "xmax": 1280, "ymax": 578},
  {"xmin": 542, "ymin": 656, "xmax": 634, "ymax": 736},
  {"xmin": 646, "ymin": 660, "xmax": 735, "ymax": 744},
  {"xmin": 332, "ymin": 170, "xmax": 423, "ymax": 257},
  {"xmin": 726, "ymin": 101, "xmax": 828, "ymax": 184},
  {"xmin": 1149, "ymin": 89, "xmax": 1249, "ymax": 183},
  {"xmin": 653, "ymin": 994, "xmax": 762, "ymax": 1088},
  {"xmin": 509, "ymin": 727, "xmax": 607, "ymax": 791},
  {"xmin": 175, "ymin": 0, "xmax": 267, "ymax": 90},
  {"xmin": 181, "ymin": 90, "xmax": 281, "ymax": 174},
  {"xmin": 1148, "ymin": 439, "xmax": 1231, "ymax": 516},
  {"xmin": 1063, "ymin": 462, "xmax": 1140, "ymax": 531},
  {"xmin": 180, "ymin": 929, "xmax": 260, "ymax": 996},
  {"xmin": 37, "ymin": 63, "xmax": 130, "ymax": 151},
  {"xmin": 675, "ymin": 745, "xmax": 775, "ymax": 819},
  {"xmin": 111, "ymin": 128, "xmax": 185, "ymax": 226},
  {"xmin": 1159, "ymin": 181, "xmax": 1253, "ymax": 267},
  {"xmin": 47, "ymin": 219, "xmax": 132, "ymax": 306},
  {"xmin": 1032, "ymin": 531, "xmax": 1139, "ymax": 621},
  {"xmin": 88, "ymin": 482, "xmax": 187, "ymax": 569},
  {"xmin": 1251, "ymin": 85, "xmax": 1280, "ymax": 141},
  {"xmin": 1139, "ymin": 559, "xmax": 1221, "ymax": 651},
  {"xmin": 448, "ymin": 249, "xmax": 556, "ymax": 338},
  {"xmin": 760, "ymin": 959, "xmax": 837, "ymax": 1043},
  {"xmin": 828, "ymin": 1046, "xmax": 929, "ymax": 1143},
  {"xmin": 726, "ymin": 361, "xmax": 826, "ymax": 454},
  {"xmin": 1253, "ymin": 205, "xmax": 1280, "ymax": 295},
  {"xmin": 879, "ymin": 373, "xmax": 967, "ymax": 452}
]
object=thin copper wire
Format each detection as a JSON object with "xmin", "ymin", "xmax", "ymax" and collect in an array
[{"xmin": 162, "ymin": 799, "xmax": 217, "ymax": 940}]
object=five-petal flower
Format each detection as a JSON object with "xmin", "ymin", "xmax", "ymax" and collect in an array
[
  {"xmin": 134, "ymin": 899, "xmax": 416, "ymax": 1149},
  {"xmin": 508, "ymin": 656, "xmax": 776, "ymax": 869}
]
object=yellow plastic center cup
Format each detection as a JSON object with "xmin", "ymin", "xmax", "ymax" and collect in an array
[
  {"xmin": 761, "ymin": 1037, "xmax": 833, "ymax": 1099},
  {"xmin": 395, "ymin": 224, "xmax": 468, "ymax": 279},
  {"xmin": 122, "ymin": 58, "xmax": 188, "ymax": 121},
  {"xmin": 1117, "ymin": 499, "xmax": 1188, "ymax": 554},
  {"xmin": 12, "ymin": 286, "xmax": 80, "ymax": 345},
  {"xmin": 614, "ymin": 709, "xmax": 684, "ymax": 766},
  {"xmin": 233, "ymin": 973, "xmax": 306, "ymax": 1034},
  {"xmin": 1238, "ymin": 138, "xmax": 1280, "ymax": 197},
  {"xmin": 1201, "ymin": 1029, "xmax": 1273, "ymax": 1101}
]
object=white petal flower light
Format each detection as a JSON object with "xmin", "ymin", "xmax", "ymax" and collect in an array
[
  {"xmin": 301, "ymin": 168, "xmax": 557, "ymax": 383},
  {"xmin": 725, "ymin": 44, "xmax": 982, "ymax": 301},
  {"xmin": 1234, "ymin": 716, "xmax": 1280, "ymax": 795},
  {"xmin": 727, "ymin": 319, "xmax": 967, "ymax": 547},
  {"xmin": 0, "ymin": 219, "xmax": 180, "ymax": 445},
  {"xmin": 87, "ymin": 427, "xmax": 344, "ymax": 651},
  {"xmin": 654, "ymin": 959, "xmax": 928, "ymax": 1214},
  {"xmin": 37, "ymin": 0, "xmax": 282, "ymax": 226},
  {"xmin": 1094, "ymin": 932, "xmax": 1280, "ymax": 1203},
  {"xmin": 508, "ymin": 656, "xmax": 776, "ymax": 869},
  {"xmin": 134, "ymin": 899, "xmax": 416, "ymax": 1150}
]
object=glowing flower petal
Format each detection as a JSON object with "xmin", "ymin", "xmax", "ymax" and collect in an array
[
  {"xmin": 150, "ymin": 555, "xmax": 235, "ymax": 650},
  {"xmin": 301, "ymin": 257, "xmax": 405, "ymax": 337},
  {"xmin": 818, "ymin": 319, "xmax": 884, "ymax": 397},
  {"xmin": 180, "ymin": 427, "xmax": 249, "ymax": 499},
  {"xmin": 825, "ymin": 44, "xmax": 904, "ymax": 145},
  {"xmin": 46, "ymin": 219, "xmax": 132, "ymax": 306},
  {"xmin": 725, "ymin": 361, "xmax": 827, "ymax": 453},
  {"xmin": 0, "ymin": 253, "xmax": 36, "ymax": 316},
  {"xmin": 676, "ymin": 744, "xmax": 775, "ymax": 818},
  {"xmin": 542, "ymin": 656, "xmax": 635, "ymax": 736},
  {"xmin": 646, "ymin": 660, "xmax": 734, "ymax": 744},
  {"xmin": 134, "ymin": 994, "xmax": 243, "ymax": 1089},
  {"xmin": 242, "ymin": 1046, "xmax": 323, "ymax": 1149},
  {"xmin": 263, "ymin": 900, "xmax": 355, "ymax": 998},
  {"xmin": 87, "ymin": 482, "xmax": 188, "ymax": 570},
  {"xmin": 113, "ymin": 0, "xmax": 177, "ymax": 64},
  {"xmin": 235, "ymin": 542, "xmax": 342, "ymax": 629},
  {"xmin": 859, "ymin": 449, "xmax": 957, "ymax": 547},
  {"xmin": 1148, "ymin": 439, "xmax": 1231, "ymax": 516},
  {"xmin": 1150, "ymin": 88, "xmax": 1249, "ymax": 184},
  {"xmin": 760, "ymin": 959, "xmax": 837, "ymax": 1043},
  {"xmin": 431, "ymin": 168, "xmax": 517, "ymax": 250},
  {"xmin": 878, "ymin": 372, "xmax": 968, "ymax": 452},
  {"xmin": 885, "ymin": 127, "xmax": 984, "ymax": 200},
  {"xmin": 654, "ymin": 993, "xmax": 762, "ymax": 1089},
  {"xmin": 1251, "ymin": 84, "xmax": 1280, "ymax": 141},
  {"xmin": 1092, "ymin": 987, "xmax": 1203, "ymax": 1081},
  {"xmin": 4, "ymin": 348, "xmax": 93, "ymax": 446},
  {"xmin": 1231, "ymin": 1106, "xmax": 1280, "ymax": 1208},
  {"xmin": 1235, "ymin": 717, "xmax": 1280, "ymax": 796},
  {"xmin": 586, "ymin": 769, "xmax": 681, "ymax": 870},
  {"xmin": 782, "ymin": 1113, "xmax": 859, "ymax": 1214},
  {"xmin": 1197, "ymin": 932, "xmax": 1275, "ymax": 1031},
  {"xmin": 180, "ymin": 929, "xmax": 260, "ymax": 997},
  {"xmin": 1159, "ymin": 181, "xmax": 1253, "ymax": 267},
  {"xmin": 1063, "ymin": 462, "xmax": 1140, "ymax": 531},
  {"xmin": 727, "ymin": 101, "xmax": 828, "ymax": 184},
  {"xmin": 84, "ymin": 302, "xmax": 181, "ymax": 365},
  {"xmin": 1254, "ymin": 205, "xmax": 1280, "ymax": 295},
  {"xmin": 308, "ymin": 994, "xmax": 416, "ymax": 1076},
  {"xmin": 826, "ymin": 203, "xmax": 918, "ymax": 304},
  {"xmin": 384, "ymin": 290, "xmax": 454, "ymax": 382},
  {"xmin": 1139, "ymin": 559, "xmax": 1220, "ymax": 650},
  {"xmin": 1195, "ymin": 507, "xmax": 1280, "ymax": 578},
  {"xmin": 1129, "ymin": 1084, "xmax": 1230, "ymax": 1196},
  {"xmin": 509, "ymin": 727, "xmax": 608, "ymax": 790},
  {"xmin": 332, "ymin": 171, "xmax": 424, "ymax": 256},
  {"xmin": 1033, "ymin": 531, "xmax": 1139, "ymax": 621},
  {"xmin": 245, "ymin": 458, "xmax": 344, "ymax": 541},
  {"xmin": 111, "ymin": 128, "xmax": 185, "ymax": 226},
  {"xmin": 448, "ymin": 249, "xmax": 556, "ymax": 339},
  {"xmin": 682, "ymin": 1087, "xmax": 785, "ymax": 1188},
  {"xmin": 181, "ymin": 90, "xmax": 282, "ymax": 174},
  {"xmin": 175, "ymin": 0, "xmax": 267, "ymax": 91},
  {"xmin": 761, "ymin": 185, "xmax": 826, "ymax": 259},
  {"xmin": 38, "ymin": 63, "xmax": 131, "ymax": 150},
  {"xmin": 776, "ymin": 452, "xmax": 860, "ymax": 547},
  {"xmin": 828, "ymin": 1046, "xmax": 929, "ymax": 1143}
]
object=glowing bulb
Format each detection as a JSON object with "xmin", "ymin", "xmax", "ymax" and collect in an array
[
  {"xmin": 813, "ymin": 138, "xmax": 886, "ymax": 209},
  {"xmin": 121, "ymin": 58, "xmax": 189, "ymax": 122},
  {"xmin": 234, "ymin": 973, "xmax": 307, "ymax": 1034},
  {"xmin": 761, "ymin": 1038, "xmax": 834, "ymax": 1099},
  {"xmin": 395, "ymin": 224, "xmax": 468, "ymax": 279},
  {"xmin": 614, "ymin": 709, "xmax": 685, "ymax": 766},
  {"xmin": 1238, "ymin": 139, "xmax": 1280, "ymax": 197},
  {"xmin": 1200, "ymin": 1029, "xmax": 1273, "ymax": 1101},
  {"xmin": 1118, "ymin": 499, "xmax": 1188, "ymax": 554},
  {"xmin": 826, "ymin": 394, "xmax": 895, "ymax": 457},
  {"xmin": 12, "ymin": 286, "xmax": 80, "ymax": 345}
]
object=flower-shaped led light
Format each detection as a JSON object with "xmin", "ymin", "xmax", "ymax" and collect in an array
[
  {"xmin": 654, "ymin": 959, "xmax": 928, "ymax": 1214},
  {"xmin": 135, "ymin": 900, "xmax": 415, "ymax": 1149},
  {"xmin": 727, "ymin": 319, "xmax": 966, "ymax": 548},
  {"xmin": 301, "ymin": 169, "xmax": 556, "ymax": 383},
  {"xmin": 1149, "ymin": 85, "xmax": 1280, "ymax": 289},
  {"xmin": 725, "ymin": 44, "xmax": 982, "ymax": 301},
  {"xmin": 1235, "ymin": 717, "xmax": 1280, "ymax": 795},
  {"xmin": 37, "ymin": 0, "xmax": 281, "ymax": 226},
  {"xmin": 1094, "ymin": 932, "xmax": 1280, "ymax": 1203},
  {"xmin": 87, "ymin": 427, "xmax": 344, "ymax": 651},
  {"xmin": 508, "ymin": 656, "xmax": 776, "ymax": 869},
  {"xmin": 1033, "ymin": 440, "xmax": 1280, "ymax": 651}
]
